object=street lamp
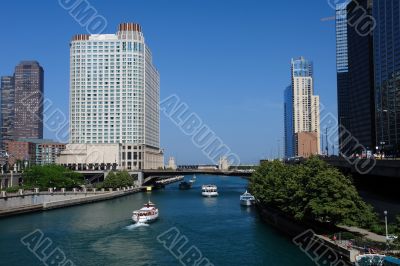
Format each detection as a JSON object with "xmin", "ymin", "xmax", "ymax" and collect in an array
[
  {"xmin": 384, "ymin": 210, "xmax": 388, "ymax": 244},
  {"xmin": 383, "ymin": 110, "xmax": 391, "ymax": 158},
  {"xmin": 325, "ymin": 127, "xmax": 329, "ymax": 156}
]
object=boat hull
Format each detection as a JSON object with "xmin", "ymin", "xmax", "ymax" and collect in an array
[
  {"xmin": 132, "ymin": 213, "xmax": 159, "ymax": 224},
  {"xmin": 202, "ymin": 192, "xmax": 218, "ymax": 197},
  {"xmin": 179, "ymin": 182, "xmax": 192, "ymax": 190}
]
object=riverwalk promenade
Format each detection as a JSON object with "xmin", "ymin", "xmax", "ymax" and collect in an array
[{"xmin": 0, "ymin": 187, "xmax": 142, "ymax": 218}]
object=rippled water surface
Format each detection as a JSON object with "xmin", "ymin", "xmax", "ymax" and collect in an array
[{"xmin": 0, "ymin": 175, "xmax": 314, "ymax": 266}]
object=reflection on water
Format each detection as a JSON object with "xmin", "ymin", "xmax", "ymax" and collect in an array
[
  {"xmin": 202, "ymin": 197, "xmax": 218, "ymax": 207},
  {"xmin": 240, "ymin": 205, "xmax": 254, "ymax": 214}
]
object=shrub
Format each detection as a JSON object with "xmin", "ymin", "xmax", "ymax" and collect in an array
[
  {"xmin": 5, "ymin": 186, "xmax": 19, "ymax": 193},
  {"xmin": 103, "ymin": 171, "xmax": 134, "ymax": 189},
  {"xmin": 95, "ymin": 182, "xmax": 104, "ymax": 189}
]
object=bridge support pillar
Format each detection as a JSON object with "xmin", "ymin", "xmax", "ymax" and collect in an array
[{"xmin": 138, "ymin": 172, "xmax": 143, "ymax": 187}]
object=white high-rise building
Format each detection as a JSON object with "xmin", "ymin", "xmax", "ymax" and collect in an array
[
  {"xmin": 60, "ymin": 23, "xmax": 163, "ymax": 170},
  {"xmin": 284, "ymin": 57, "xmax": 320, "ymax": 158}
]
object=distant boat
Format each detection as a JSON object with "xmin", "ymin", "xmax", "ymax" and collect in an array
[
  {"xmin": 179, "ymin": 181, "xmax": 192, "ymax": 190},
  {"xmin": 132, "ymin": 201, "xmax": 159, "ymax": 224},
  {"xmin": 202, "ymin": 185, "xmax": 218, "ymax": 197},
  {"xmin": 154, "ymin": 183, "xmax": 165, "ymax": 189},
  {"xmin": 240, "ymin": 191, "xmax": 255, "ymax": 206}
]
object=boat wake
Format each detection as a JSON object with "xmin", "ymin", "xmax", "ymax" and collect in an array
[{"xmin": 125, "ymin": 223, "xmax": 149, "ymax": 230}]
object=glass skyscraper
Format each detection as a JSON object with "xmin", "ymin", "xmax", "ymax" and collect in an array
[
  {"xmin": 0, "ymin": 76, "xmax": 15, "ymax": 151},
  {"xmin": 13, "ymin": 61, "xmax": 44, "ymax": 140},
  {"xmin": 336, "ymin": 1, "xmax": 352, "ymax": 155},
  {"xmin": 284, "ymin": 85, "xmax": 294, "ymax": 158},
  {"xmin": 336, "ymin": 2, "xmax": 349, "ymax": 73},
  {"xmin": 0, "ymin": 61, "xmax": 44, "ymax": 151},
  {"xmin": 374, "ymin": 0, "xmax": 400, "ymax": 155},
  {"xmin": 336, "ymin": 0, "xmax": 376, "ymax": 156}
]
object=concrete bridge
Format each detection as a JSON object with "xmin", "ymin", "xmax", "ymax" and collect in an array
[
  {"xmin": 140, "ymin": 169, "xmax": 251, "ymax": 186},
  {"xmin": 323, "ymin": 157, "xmax": 400, "ymax": 178},
  {"xmin": 73, "ymin": 169, "xmax": 251, "ymax": 187},
  {"xmin": 141, "ymin": 169, "xmax": 253, "ymax": 178},
  {"xmin": 0, "ymin": 169, "xmax": 253, "ymax": 189}
]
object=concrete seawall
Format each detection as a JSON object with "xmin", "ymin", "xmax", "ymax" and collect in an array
[
  {"xmin": 256, "ymin": 203, "xmax": 359, "ymax": 263},
  {"xmin": 0, "ymin": 188, "xmax": 142, "ymax": 218}
]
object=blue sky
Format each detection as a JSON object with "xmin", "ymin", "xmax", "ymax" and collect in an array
[{"xmin": 0, "ymin": 0, "xmax": 338, "ymax": 165}]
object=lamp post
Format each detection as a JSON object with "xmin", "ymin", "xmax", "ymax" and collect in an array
[
  {"xmin": 381, "ymin": 109, "xmax": 386, "ymax": 153},
  {"xmin": 384, "ymin": 210, "xmax": 388, "ymax": 245},
  {"xmin": 383, "ymin": 110, "xmax": 390, "ymax": 158},
  {"xmin": 325, "ymin": 127, "xmax": 329, "ymax": 156}
]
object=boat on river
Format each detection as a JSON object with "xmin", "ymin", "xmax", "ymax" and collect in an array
[
  {"xmin": 240, "ymin": 191, "xmax": 255, "ymax": 206},
  {"xmin": 179, "ymin": 181, "xmax": 192, "ymax": 190},
  {"xmin": 202, "ymin": 185, "xmax": 218, "ymax": 197},
  {"xmin": 132, "ymin": 201, "xmax": 159, "ymax": 223}
]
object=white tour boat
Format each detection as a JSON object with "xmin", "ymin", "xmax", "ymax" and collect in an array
[
  {"xmin": 132, "ymin": 201, "xmax": 159, "ymax": 224},
  {"xmin": 240, "ymin": 191, "xmax": 255, "ymax": 206},
  {"xmin": 202, "ymin": 185, "xmax": 218, "ymax": 197}
]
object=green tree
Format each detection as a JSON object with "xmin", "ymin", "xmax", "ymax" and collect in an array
[
  {"xmin": 103, "ymin": 171, "xmax": 134, "ymax": 189},
  {"xmin": 249, "ymin": 157, "xmax": 378, "ymax": 228},
  {"xmin": 304, "ymin": 168, "xmax": 376, "ymax": 227},
  {"xmin": 23, "ymin": 165, "xmax": 84, "ymax": 190}
]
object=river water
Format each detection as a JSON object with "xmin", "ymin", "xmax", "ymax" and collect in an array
[{"xmin": 0, "ymin": 175, "xmax": 314, "ymax": 266}]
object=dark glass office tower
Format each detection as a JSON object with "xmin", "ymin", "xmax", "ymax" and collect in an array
[
  {"xmin": 374, "ymin": 0, "xmax": 400, "ymax": 155},
  {"xmin": 344, "ymin": 0, "xmax": 376, "ymax": 154},
  {"xmin": 13, "ymin": 61, "xmax": 44, "ymax": 139},
  {"xmin": 284, "ymin": 85, "xmax": 294, "ymax": 158},
  {"xmin": 0, "ymin": 76, "xmax": 15, "ymax": 150},
  {"xmin": 336, "ymin": 2, "xmax": 352, "ymax": 155}
]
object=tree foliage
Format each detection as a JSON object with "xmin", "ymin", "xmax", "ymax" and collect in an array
[
  {"xmin": 249, "ymin": 157, "xmax": 378, "ymax": 228},
  {"xmin": 23, "ymin": 165, "xmax": 84, "ymax": 190},
  {"xmin": 103, "ymin": 171, "xmax": 134, "ymax": 189}
]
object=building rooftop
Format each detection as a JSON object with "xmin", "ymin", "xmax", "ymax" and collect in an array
[{"xmin": 16, "ymin": 138, "xmax": 65, "ymax": 145}]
